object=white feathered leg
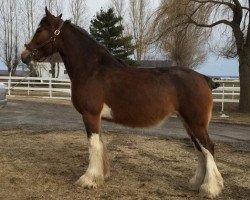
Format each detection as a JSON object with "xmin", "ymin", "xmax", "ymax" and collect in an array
[
  {"xmin": 75, "ymin": 133, "xmax": 109, "ymax": 188},
  {"xmin": 199, "ymin": 145, "xmax": 224, "ymax": 198}
]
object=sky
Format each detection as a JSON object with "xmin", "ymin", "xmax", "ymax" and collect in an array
[{"xmin": 0, "ymin": 0, "xmax": 239, "ymax": 77}]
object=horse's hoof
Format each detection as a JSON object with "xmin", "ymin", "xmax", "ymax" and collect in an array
[
  {"xmin": 199, "ymin": 181, "xmax": 224, "ymax": 199},
  {"xmin": 75, "ymin": 174, "xmax": 103, "ymax": 189}
]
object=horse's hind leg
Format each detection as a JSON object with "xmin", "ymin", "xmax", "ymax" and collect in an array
[
  {"xmin": 75, "ymin": 113, "xmax": 110, "ymax": 188},
  {"xmin": 182, "ymin": 118, "xmax": 224, "ymax": 198}
]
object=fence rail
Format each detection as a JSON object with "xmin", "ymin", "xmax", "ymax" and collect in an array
[
  {"xmin": 0, "ymin": 75, "xmax": 71, "ymax": 99},
  {"xmin": 0, "ymin": 76, "xmax": 240, "ymax": 111}
]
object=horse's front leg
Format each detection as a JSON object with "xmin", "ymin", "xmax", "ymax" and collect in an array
[{"xmin": 75, "ymin": 112, "xmax": 110, "ymax": 188}]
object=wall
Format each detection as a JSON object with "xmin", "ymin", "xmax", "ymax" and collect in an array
[{"xmin": 36, "ymin": 62, "xmax": 69, "ymax": 79}]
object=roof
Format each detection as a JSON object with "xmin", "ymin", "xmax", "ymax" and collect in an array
[{"xmin": 0, "ymin": 70, "xmax": 30, "ymax": 76}]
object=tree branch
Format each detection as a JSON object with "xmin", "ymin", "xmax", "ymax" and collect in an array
[
  {"xmin": 189, "ymin": 17, "xmax": 232, "ymax": 28},
  {"xmin": 190, "ymin": 0, "xmax": 234, "ymax": 9},
  {"xmin": 242, "ymin": 7, "xmax": 250, "ymax": 11}
]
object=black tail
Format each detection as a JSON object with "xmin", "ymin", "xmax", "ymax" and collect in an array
[{"xmin": 203, "ymin": 75, "xmax": 220, "ymax": 90}]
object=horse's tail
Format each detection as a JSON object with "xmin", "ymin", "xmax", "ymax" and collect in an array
[{"xmin": 203, "ymin": 75, "xmax": 220, "ymax": 90}]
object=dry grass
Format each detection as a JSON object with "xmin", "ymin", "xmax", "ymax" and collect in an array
[{"xmin": 0, "ymin": 130, "xmax": 249, "ymax": 200}]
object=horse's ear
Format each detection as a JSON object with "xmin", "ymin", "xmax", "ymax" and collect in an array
[
  {"xmin": 45, "ymin": 6, "xmax": 52, "ymax": 18},
  {"xmin": 58, "ymin": 13, "xmax": 62, "ymax": 19}
]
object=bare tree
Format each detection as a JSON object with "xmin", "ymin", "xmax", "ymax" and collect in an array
[
  {"xmin": 155, "ymin": 0, "xmax": 250, "ymax": 112},
  {"xmin": 23, "ymin": 0, "xmax": 36, "ymax": 39},
  {"xmin": 110, "ymin": 0, "xmax": 126, "ymax": 19},
  {"xmin": 69, "ymin": 0, "xmax": 88, "ymax": 27},
  {"xmin": 21, "ymin": 0, "xmax": 42, "ymax": 76},
  {"xmin": 44, "ymin": 0, "xmax": 54, "ymax": 12},
  {"xmin": 0, "ymin": 0, "xmax": 20, "ymax": 75},
  {"xmin": 155, "ymin": 0, "xmax": 209, "ymax": 69},
  {"xmin": 43, "ymin": 0, "xmax": 62, "ymax": 15},
  {"xmin": 42, "ymin": 1, "xmax": 63, "ymax": 78},
  {"xmin": 128, "ymin": 0, "xmax": 154, "ymax": 61},
  {"xmin": 54, "ymin": 0, "xmax": 63, "ymax": 16}
]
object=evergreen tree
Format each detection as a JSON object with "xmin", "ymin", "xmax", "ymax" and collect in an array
[{"xmin": 90, "ymin": 8, "xmax": 135, "ymax": 65}]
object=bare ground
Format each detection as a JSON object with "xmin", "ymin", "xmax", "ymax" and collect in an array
[{"xmin": 0, "ymin": 129, "xmax": 249, "ymax": 200}]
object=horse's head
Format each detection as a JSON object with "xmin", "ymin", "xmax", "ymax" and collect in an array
[{"xmin": 21, "ymin": 7, "xmax": 63, "ymax": 64}]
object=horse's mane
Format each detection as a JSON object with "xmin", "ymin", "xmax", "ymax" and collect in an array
[
  {"xmin": 65, "ymin": 20, "xmax": 98, "ymax": 46},
  {"xmin": 65, "ymin": 20, "xmax": 127, "ymax": 67}
]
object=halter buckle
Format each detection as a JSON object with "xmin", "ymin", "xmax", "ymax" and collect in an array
[{"xmin": 54, "ymin": 29, "xmax": 60, "ymax": 36}]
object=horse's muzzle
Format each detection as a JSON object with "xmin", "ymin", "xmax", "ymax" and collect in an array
[{"xmin": 21, "ymin": 49, "xmax": 32, "ymax": 64}]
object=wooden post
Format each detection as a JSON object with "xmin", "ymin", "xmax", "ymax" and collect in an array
[
  {"xmin": 221, "ymin": 83, "xmax": 225, "ymax": 113},
  {"xmin": 49, "ymin": 74, "xmax": 52, "ymax": 98},
  {"xmin": 27, "ymin": 79, "xmax": 29, "ymax": 95},
  {"xmin": 232, "ymin": 84, "xmax": 234, "ymax": 100},
  {"xmin": 8, "ymin": 72, "xmax": 11, "ymax": 95}
]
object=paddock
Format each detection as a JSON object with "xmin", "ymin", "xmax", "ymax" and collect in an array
[{"xmin": 0, "ymin": 98, "xmax": 249, "ymax": 199}]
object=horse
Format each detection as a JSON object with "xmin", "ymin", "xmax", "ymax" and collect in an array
[{"xmin": 21, "ymin": 8, "xmax": 224, "ymax": 199}]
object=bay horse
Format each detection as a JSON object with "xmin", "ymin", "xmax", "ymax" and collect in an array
[{"xmin": 21, "ymin": 8, "xmax": 224, "ymax": 199}]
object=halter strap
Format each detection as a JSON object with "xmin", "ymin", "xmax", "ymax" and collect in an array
[{"xmin": 25, "ymin": 20, "xmax": 64, "ymax": 62}]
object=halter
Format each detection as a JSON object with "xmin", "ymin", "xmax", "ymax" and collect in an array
[{"xmin": 25, "ymin": 20, "xmax": 64, "ymax": 62}]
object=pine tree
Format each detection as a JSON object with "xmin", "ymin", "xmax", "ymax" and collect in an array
[{"xmin": 90, "ymin": 8, "xmax": 136, "ymax": 65}]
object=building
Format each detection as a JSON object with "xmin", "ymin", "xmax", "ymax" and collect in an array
[{"xmin": 36, "ymin": 53, "xmax": 69, "ymax": 79}]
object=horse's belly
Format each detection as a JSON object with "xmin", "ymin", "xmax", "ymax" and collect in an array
[{"xmin": 101, "ymin": 103, "xmax": 173, "ymax": 128}]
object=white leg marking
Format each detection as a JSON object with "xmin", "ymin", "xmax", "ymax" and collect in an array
[
  {"xmin": 189, "ymin": 150, "xmax": 206, "ymax": 190},
  {"xmin": 101, "ymin": 104, "xmax": 113, "ymax": 120},
  {"xmin": 75, "ymin": 133, "xmax": 109, "ymax": 188},
  {"xmin": 199, "ymin": 145, "xmax": 224, "ymax": 199}
]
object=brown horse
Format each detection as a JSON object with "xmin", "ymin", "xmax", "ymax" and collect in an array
[{"xmin": 21, "ymin": 8, "xmax": 224, "ymax": 199}]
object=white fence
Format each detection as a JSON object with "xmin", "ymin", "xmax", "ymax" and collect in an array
[
  {"xmin": 0, "ymin": 75, "xmax": 71, "ymax": 99},
  {"xmin": 212, "ymin": 80, "xmax": 240, "ymax": 112},
  {"xmin": 0, "ymin": 76, "xmax": 240, "ymax": 111}
]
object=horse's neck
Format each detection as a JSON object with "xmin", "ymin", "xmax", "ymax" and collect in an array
[{"xmin": 58, "ymin": 25, "xmax": 103, "ymax": 81}]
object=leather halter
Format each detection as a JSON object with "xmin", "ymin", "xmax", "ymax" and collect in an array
[{"xmin": 25, "ymin": 20, "xmax": 64, "ymax": 62}]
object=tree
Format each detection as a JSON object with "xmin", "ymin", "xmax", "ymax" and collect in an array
[
  {"xmin": 155, "ymin": 0, "xmax": 250, "ymax": 113},
  {"xmin": 69, "ymin": 0, "xmax": 88, "ymax": 28},
  {"xmin": 110, "ymin": 0, "xmax": 126, "ymax": 19},
  {"xmin": 155, "ymin": 0, "xmax": 209, "ymax": 69},
  {"xmin": 21, "ymin": 0, "xmax": 41, "ymax": 76},
  {"xmin": 43, "ymin": 2, "xmax": 63, "ymax": 78},
  {"xmin": 90, "ymin": 8, "xmax": 135, "ymax": 65},
  {"xmin": 0, "ymin": 0, "xmax": 20, "ymax": 75},
  {"xmin": 128, "ymin": 0, "xmax": 153, "ymax": 61}
]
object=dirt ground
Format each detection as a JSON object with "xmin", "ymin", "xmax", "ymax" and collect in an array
[{"xmin": 0, "ymin": 129, "xmax": 249, "ymax": 200}]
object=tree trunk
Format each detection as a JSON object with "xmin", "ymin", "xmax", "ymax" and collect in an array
[{"xmin": 239, "ymin": 49, "xmax": 250, "ymax": 112}]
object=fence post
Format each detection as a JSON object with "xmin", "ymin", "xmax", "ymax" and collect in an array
[
  {"xmin": 28, "ymin": 79, "xmax": 30, "ymax": 95},
  {"xmin": 221, "ymin": 83, "xmax": 225, "ymax": 113},
  {"xmin": 8, "ymin": 72, "xmax": 11, "ymax": 95},
  {"xmin": 49, "ymin": 74, "xmax": 52, "ymax": 98},
  {"xmin": 232, "ymin": 84, "xmax": 234, "ymax": 100}
]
